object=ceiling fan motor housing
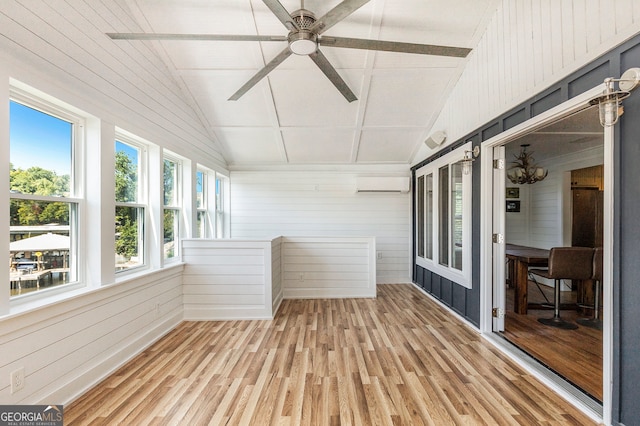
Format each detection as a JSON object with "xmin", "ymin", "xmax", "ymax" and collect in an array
[
  {"xmin": 291, "ymin": 9, "xmax": 316, "ymax": 29},
  {"xmin": 288, "ymin": 9, "xmax": 318, "ymax": 55}
]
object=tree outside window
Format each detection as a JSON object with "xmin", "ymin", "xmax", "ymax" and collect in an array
[
  {"xmin": 9, "ymin": 99, "xmax": 78, "ymax": 297},
  {"xmin": 163, "ymin": 157, "xmax": 180, "ymax": 259},
  {"xmin": 115, "ymin": 140, "xmax": 144, "ymax": 271}
]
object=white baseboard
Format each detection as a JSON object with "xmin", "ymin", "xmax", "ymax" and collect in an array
[{"xmin": 184, "ymin": 307, "xmax": 274, "ymax": 321}]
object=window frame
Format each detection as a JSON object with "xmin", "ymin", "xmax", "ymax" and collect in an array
[
  {"xmin": 163, "ymin": 154, "xmax": 182, "ymax": 260},
  {"xmin": 415, "ymin": 142, "xmax": 473, "ymax": 288},
  {"xmin": 8, "ymin": 90, "xmax": 85, "ymax": 301},
  {"xmin": 195, "ymin": 167, "xmax": 209, "ymax": 238},
  {"xmin": 114, "ymin": 136, "xmax": 148, "ymax": 274},
  {"xmin": 215, "ymin": 173, "xmax": 229, "ymax": 239}
]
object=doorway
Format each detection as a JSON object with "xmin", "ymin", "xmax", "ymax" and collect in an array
[{"xmin": 484, "ymin": 100, "xmax": 610, "ymax": 416}]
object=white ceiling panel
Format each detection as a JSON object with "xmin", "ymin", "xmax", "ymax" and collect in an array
[
  {"xmin": 134, "ymin": 0, "xmax": 256, "ymax": 33},
  {"xmin": 215, "ymin": 127, "xmax": 284, "ymax": 164},
  {"xmin": 282, "ymin": 128, "xmax": 355, "ymax": 163},
  {"xmin": 181, "ymin": 71, "xmax": 275, "ymax": 127},
  {"xmin": 380, "ymin": 0, "xmax": 496, "ymax": 46},
  {"xmin": 161, "ymin": 41, "xmax": 263, "ymax": 69},
  {"xmin": 357, "ymin": 128, "xmax": 424, "ymax": 162},
  {"xmin": 363, "ymin": 69, "xmax": 451, "ymax": 126},
  {"xmin": 269, "ymin": 69, "xmax": 363, "ymax": 127},
  {"xmin": 102, "ymin": 0, "xmax": 501, "ymax": 165},
  {"xmin": 372, "ymin": 51, "xmax": 463, "ymax": 69}
]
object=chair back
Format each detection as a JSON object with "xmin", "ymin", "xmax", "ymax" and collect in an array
[
  {"xmin": 592, "ymin": 247, "xmax": 603, "ymax": 281},
  {"xmin": 547, "ymin": 247, "xmax": 594, "ymax": 280}
]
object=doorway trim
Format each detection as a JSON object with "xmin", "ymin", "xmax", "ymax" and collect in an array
[{"xmin": 478, "ymin": 83, "xmax": 612, "ymax": 425}]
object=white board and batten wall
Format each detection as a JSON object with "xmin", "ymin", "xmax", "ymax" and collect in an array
[
  {"xmin": 182, "ymin": 236, "xmax": 377, "ymax": 320},
  {"xmin": 414, "ymin": 0, "xmax": 640, "ymax": 163}
]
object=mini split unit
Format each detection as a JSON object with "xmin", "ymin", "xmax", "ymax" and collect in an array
[{"xmin": 355, "ymin": 176, "xmax": 410, "ymax": 193}]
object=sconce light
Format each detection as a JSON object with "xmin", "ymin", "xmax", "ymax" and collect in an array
[
  {"xmin": 589, "ymin": 68, "xmax": 640, "ymax": 127},
  {"xmin": 460, "ymin": 145, "xmax": 480, "ymax": 175},
  {"xmin": 507, "ymin": 144, "xmax": 547, "ymax": 184}
]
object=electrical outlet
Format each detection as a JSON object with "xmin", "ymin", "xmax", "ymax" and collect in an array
[
  {"xmin": 377, "ymin": 251, "xmax": 382, "ymax": 260},
  {"xmin": 155, "ymin": 302, "xmax": 160, "ymax": 318},
  {"xmin": 11, "ymin": 367, "xmax": 25, "ymax": 394}
]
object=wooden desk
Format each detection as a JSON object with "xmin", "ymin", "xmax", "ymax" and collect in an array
[{"xmin": 506, "ymin": 244, "xmax": 549, "ymax": 314}]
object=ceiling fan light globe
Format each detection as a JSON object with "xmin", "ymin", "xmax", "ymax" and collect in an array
[
  {"xmin": 288, "ymin": 30, "xmax": 317, "ymax": 55},
  {"xmin": 290, "ymin": 38, "xmax": 317, "ymax": 55}
]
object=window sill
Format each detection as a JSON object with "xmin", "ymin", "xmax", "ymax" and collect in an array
[{"xmin": 3, "ymin": 263, "xmax": 185, "ymax": 322}]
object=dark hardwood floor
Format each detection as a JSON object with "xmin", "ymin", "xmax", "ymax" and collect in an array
[
  {"xmin": 66, "ymin": 284, "xmax": 595, "ymax": 425},
  {"xmin": 503, "ymin": 281, "xmax": 603, "ymax": 402}
]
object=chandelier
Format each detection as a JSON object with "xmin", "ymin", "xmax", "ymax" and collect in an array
[{"xmin": 507, "ymin": 144, "xmax": 547, "ymax": 184}]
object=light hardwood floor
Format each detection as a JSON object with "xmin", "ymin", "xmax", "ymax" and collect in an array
[
  {"xmin": 504, "ymin": 281, "xmax": 603, "ymax": 401},
  {"xmin": 66, "ymin": 284, "xmax": 596, "ymax": 425}
]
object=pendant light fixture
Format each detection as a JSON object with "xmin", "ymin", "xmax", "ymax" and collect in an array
[{"xmin": 507, "ymin": 144, "xmax": 547, "ymax": 185}]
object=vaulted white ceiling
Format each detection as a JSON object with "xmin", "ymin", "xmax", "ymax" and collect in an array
[{"xmin": 113, "ymin": 0, "xmax": 500, "ymax": 166}]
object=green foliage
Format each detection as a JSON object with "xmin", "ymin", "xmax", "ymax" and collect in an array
[
  {"xmin": 10, "ymin": 165, "xmax": 71, "ymax": 226},
  {"xmin": 163, "ymin": 159, "xmax": 175, "ymax": 206},
  {"xmin": 115, "ymin": 150, "xmax": 137, "ymax": 202},
  {"xmin": 10, "ymin": 156, "xmax": 142, "ymax": 259},
  {"xmin": 115, "ymin": 206, "xmax": 139, "ymax": 258},
  {"xmin": 40, "ymin": 202, "xmax": 69, "ymax": 224},
  {"xmin": 10, "ymin": 200, "xmax": 69, "ymax": 226},
  {"xmin": 114, "ymin": 149, "xmax": 141, "ymax": 259},
  {"xmin": 10, "ymin": 165, "xmax": 69, "ymax": 196},
  {"xmin": 163, "ymin": 209, "xmax": 176, "ymax": 258}
]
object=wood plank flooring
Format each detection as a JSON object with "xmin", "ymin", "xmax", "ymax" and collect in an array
[
  {"xmin": 65, "ymin": 284, "xmax": 596, "ymax": 425},
  {"xmin": 503, "ymin": 282, "xmax": 603, "ymax": 401}
]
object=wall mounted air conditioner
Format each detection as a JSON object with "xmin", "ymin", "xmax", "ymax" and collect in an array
[{"xmin": 356, "ymin": 176, "xmax": 410, "ymax": 193}]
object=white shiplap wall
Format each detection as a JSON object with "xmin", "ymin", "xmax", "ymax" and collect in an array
[
  {"xmin": 414, "ymin": 0, "xmax": 640, "ymax": 162},
  {"xmin": 0, "ymin": 267, "xmax": 183, "ymax": 405},
  {"xmin": 182, "ymin": 238, "xmax": 280, "ymax": 320},
  {"xmin": 282, "ymin": 237, "xmax": 376, "ymax": 299},
  {"xmin": 271, "ymin": 237, "xmax": 283, "ymax": 311},
  {"xmin": 0, "ymin": 0, "xmax": 223, "ymax": 407},
  {"xmin": 0, "ymin": 0, "xmax": 225, "ymax": 171},
  {"xmin": 230, "ymin": 169, "xmax": 411, "ymax": 284}
]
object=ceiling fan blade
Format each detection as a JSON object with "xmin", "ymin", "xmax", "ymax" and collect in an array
[
  {"xmin": 228, "ymin": 47, "xmax": 293, "ymax": 101},
  {"xmin": 107, "ymin": 33, "xmax": 287, "ymax": 42},
  {"xmin": 310, "ymin": 0, "xmax": 370, "ymax": 35},
  {"xmin": 263, "ymin": 0, "xmax": 299, "ymax": 31},
  {"xmin": 319, "ymin": 36, "xmax": 471, "ymax": 57},
  {"xmin": 309, "ymin": 50, "xmax": 357, "ymax": 102}
]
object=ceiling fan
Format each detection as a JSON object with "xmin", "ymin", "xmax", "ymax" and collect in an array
[{"xmin": 107, "ymin": 0, "xmax": 472, "ymax": 102}]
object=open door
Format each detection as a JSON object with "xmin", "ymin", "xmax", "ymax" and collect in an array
[{"xmin": 492, "ymin": 146, "xmax": 506, "ymax": 332}]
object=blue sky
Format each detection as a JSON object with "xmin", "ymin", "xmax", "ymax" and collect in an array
[
  {"xmin": 115, "ymin": 140, "xmax": 138, "ymax": 163},
  {"xmin": 10, "ymin": 101, "xmax": 72, "ymax": 176}
]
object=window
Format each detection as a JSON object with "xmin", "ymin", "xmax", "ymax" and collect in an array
[
  {"xmin": 196, "ymin": 169, "xmax": 207, "ymax": 238},
  {"xmin": 415, "ymin": 143, "xmax": 472, "ymax": 288},
  {"xmin": 115, "ymin": 139, "xmax": 145, "ymax": 271},
  {"xmin": 215, "ymin": 174, "xmax": 226, "ymax": 238},
  {"xmin": 416, "ymin": 175, "xmax": 425, "ymax": 258},
  {"xmin": 163, "ymin": 156, "xmax": 181, "ymax": 259},
  {"xmin": 424, "ymin": 173, "xmax": 433, "ymax": 260},
  {"xmin": 195, "ymin": 168, "xmax": 227, "ymax": 239},
  {"xmin": 438, "ymin": 165, "xmax": 449, "ymax": 266},
  {"xmin": 9, "ymin": 97, "xmax": 81, "ymax": 297}
]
